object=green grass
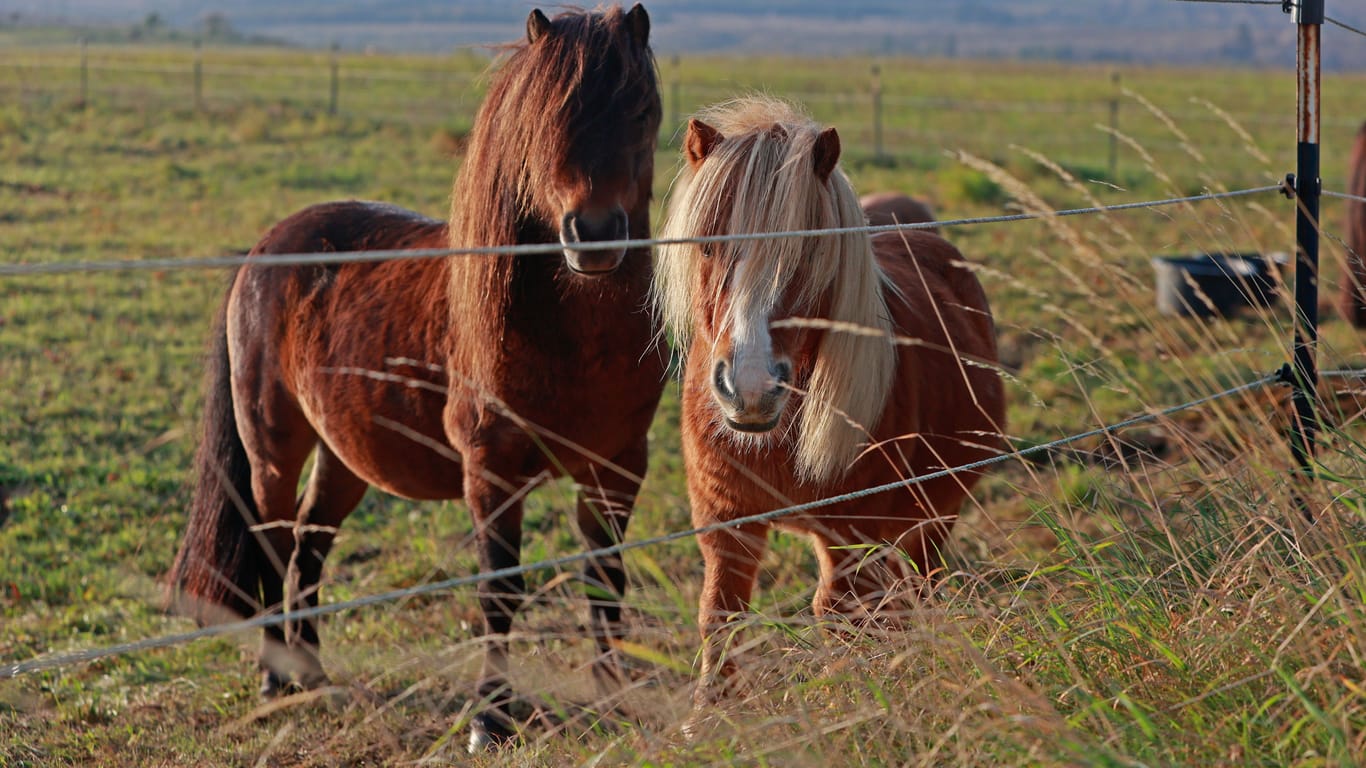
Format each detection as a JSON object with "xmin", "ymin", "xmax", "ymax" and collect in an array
[{"xmin": 4, "ymin": 42, "xmax": 1366, "ymax": 766}]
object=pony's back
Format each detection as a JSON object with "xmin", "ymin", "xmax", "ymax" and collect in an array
[
  {"xmin": 872, "ymin": 230, "xmax": 1004, "ymax": 465},
  {"xmin": 861, "ymin": 191, "xmax": 938, "ymax": 234}
]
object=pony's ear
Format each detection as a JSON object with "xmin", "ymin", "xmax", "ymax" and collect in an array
[
  {"xmin": 626, "ymin": 3, "xmax": 650, "ymax": 45},
  {"xmin": 527, "ymin": 9, "xmax": 553, "ymax": 43},
  {"xmin": 685, "ymin": 119, "xmax": 723, "ymax": 170},
  {"xmin": 812, "ymin": 127, "xmax": 841, "ymax": 182}
]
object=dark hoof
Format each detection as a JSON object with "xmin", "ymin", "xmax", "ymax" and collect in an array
[
  {"xmin": 260, "ymin": 668, "xmax": 332, "ymax": 700},
  {"xmin": 260, "ymin": 669, "xmax": 289, "ymax": 699},
  {"xmin": 467, "ymin": 710, "xmax": 517, "ymax": 753}
]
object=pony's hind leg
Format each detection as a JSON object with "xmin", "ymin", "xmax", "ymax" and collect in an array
[
  {"xmin": 811, "ymin": 531, "xmax": 895, "ymax": 624},
  {"xmin": 268, "ymin": 443, "xmax": 369, "ymax": 696},
  {"xmin": 247, "ymin": 460, "xmax": 306, "ymax": 697},
  {"xmin": 234, "ymin": 397, "xmax": 329, "ymax": 698},
  {"xmin": 572, "ymin": 440, "xmax": 648, "ymax": 695},
  {"xmin": 811, "ymin": 514, "xmax": 953, "ymax": 626}
]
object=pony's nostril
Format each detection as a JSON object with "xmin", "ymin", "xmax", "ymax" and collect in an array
[
  {"xmin": 713, "ymin": 359, "xmax": 736, "ymax": 401},
  {"xmin": 773, "ymin": 361, "xmax": 792, "ymax": 388},
  {"xmin": 566, "ymin": 207, "xmax": 628, "ymax": 243},
  {"xmin": 560, "ymin": 209, "xmax": 628, "ymax": 274}
]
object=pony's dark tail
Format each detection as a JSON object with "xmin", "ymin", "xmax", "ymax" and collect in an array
[{"xmin": 168, "ymin": 285, "xmax": 261, "ymax": 624}]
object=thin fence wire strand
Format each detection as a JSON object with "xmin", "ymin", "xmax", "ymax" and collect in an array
[
  {"xmin": 0, "ymin": 185, "xmax": 1283, "ymax": 277},
  {"xmin": 1169, "ymin": 0, "xmax": 1366, "ymax": 36},
  {"xmin": 0, "ymin": 371, "xmax": 1283, "ymax": 679},
  {"xmin": 1324, "ymin": 189, "xmax": 1366, "ymax": 205},
  {"xmin": 1327, "ymin": 15, "xmax": 1366, "ymax": 39}
]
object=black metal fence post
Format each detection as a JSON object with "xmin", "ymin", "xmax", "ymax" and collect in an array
[{"xmin": 1286, "ymin": 0, "xmax": 1324, "ymax": 478}]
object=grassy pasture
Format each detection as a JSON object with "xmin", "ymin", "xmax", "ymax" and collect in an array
[{"xmin": 3, "ymin": 42, "xmax": 1366, "ymax": 766}]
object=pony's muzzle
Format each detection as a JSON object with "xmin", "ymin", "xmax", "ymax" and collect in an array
[
  {"xmin": 561, "ymin": 207, "xmax": 628, "ymax": 274},
  {"xmin": 712, "ymin": 357, "xmax": 791, "ymax": 433}
]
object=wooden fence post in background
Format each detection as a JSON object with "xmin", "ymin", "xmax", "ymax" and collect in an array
[
  {"xmin": 193, "ymin": 39, "xmax": 203, "ymax": 112},
  {"xmin": 78, "ymin": 38, "xmax": 88, "ymax": 109},
  {"xmin": 669, "ymin": 54, "xmax": 681, "ymax": 145},
  {"xmin": 871, "ymin": 63, "xmax": 885, "ymax": 165},
  {"xmin": 329, "ymin": 43, "xmax": 340, "ymax": 117},
  {"xmin": 1108, "ymin": 71, "xmax": 1121, "ymax": 180}
]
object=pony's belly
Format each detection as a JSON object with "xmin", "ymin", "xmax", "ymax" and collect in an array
[
  {"xmin": 301, "ymin": 386, "xmax": 466, "ymax": 501},
  {"xmin": 330, "ymin": 420, "xmax": 465, "ymax": 501}
]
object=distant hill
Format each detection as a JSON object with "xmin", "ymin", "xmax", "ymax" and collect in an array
[{"xmin": 4, "ymin": 0, "xmax": 1364, "ymax": 71}]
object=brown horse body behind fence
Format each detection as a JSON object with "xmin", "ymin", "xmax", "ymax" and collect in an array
[
  {"xmin": 1336, "ymin": 122, "xmax": 1366, "ymax": 327},
  {"xmin": 169, "ymin": 4, "xmax": 663, "ymax": 748},
  {"xmin": 859, "ymin": 190, "xmax": 939, "ymax": 234},
  {"xmin": 655, "ymin": 97, "xmax": 1006, "ymax": 715}
]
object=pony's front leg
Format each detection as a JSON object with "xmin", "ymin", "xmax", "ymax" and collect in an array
[
  {"xmin": 572, "ymin": 439, "xmax": 647, "ymax": 695},
  {"xmin": 691, "ymin": 523, "xmax": 767, "ymax": 715},
  {"xmin": 463, "ymin": 456, "xmax": 529, "ymax": 752}
]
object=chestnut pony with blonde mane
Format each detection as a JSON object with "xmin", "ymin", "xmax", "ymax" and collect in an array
[
  {"xmin": 655, "ymin": 97, "xmax": 1005, "ymax": 709},
  {"xmin": 170, "ymin": 4, "xmax": 662, "ymax": 747},
  {"xmin": 1336, "ymin": 121, "xmax": 1366, "ymax": 327}
]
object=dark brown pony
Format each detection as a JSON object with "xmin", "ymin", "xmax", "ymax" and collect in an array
[
  {"xmin": 1336, "ymin": 121, "xmax": 1366, "ymax": 327},
  {"xmin": 859, "ymin": 190, "xmax": 939, "ymax": 234},
  {"xmin": 169, "ymin": 4, "xmax": 663, "ymax": 748},
  {"xmin": 655, "ymin": 97, "xmax": 1005, "ymax": 715}
]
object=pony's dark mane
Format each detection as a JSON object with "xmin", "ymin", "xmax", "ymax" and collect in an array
[{"xmin": 448, "ymin": 5, "xmax": 659, "ymax": 368}]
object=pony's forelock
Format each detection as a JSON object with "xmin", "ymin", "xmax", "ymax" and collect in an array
[{"xmin": 656, "ymin": 95, "xmax": 896, "ymax": 484}]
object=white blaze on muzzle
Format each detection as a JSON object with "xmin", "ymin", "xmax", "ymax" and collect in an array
[{"xmin": 712, "ymin": 257, "xmax": 792, "ymax": 429}]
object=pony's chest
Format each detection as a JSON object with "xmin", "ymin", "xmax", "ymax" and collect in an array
[
  {"xmin": 500, "ymin": 325, "xmax": 663, "ymax": 418},
  {"xmin": 459, "ymin": 317, "xmax": 665, "ymax": 472}
]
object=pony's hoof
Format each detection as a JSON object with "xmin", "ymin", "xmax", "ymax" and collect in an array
[
  {"xmin": 467, "ymin": 711, "xmax": 516, "ymax": 753},
  {"xmin": 259, "ymin": 668, "xmax": 332, "ymax": 699},
  {"xmin": 260, "ymin": 670, "xmax": 288, "ymax": 699},
  {"xmin": 680, "ymin": 711, "xmax": 711, "ymax": 742}
]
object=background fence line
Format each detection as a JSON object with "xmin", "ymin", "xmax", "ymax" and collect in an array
[{"xmin": 4, "ymin": 47, "xmax": 1362, "ymax": 177}]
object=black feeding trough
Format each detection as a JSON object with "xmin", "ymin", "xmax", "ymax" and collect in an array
[{"xmin": 1151, "ymin": 252, "xmax": 1287, "ymax": 318}]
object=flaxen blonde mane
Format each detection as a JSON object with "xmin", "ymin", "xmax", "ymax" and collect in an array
[{"xmin": 656, "ymin": 96, "xmax": 896, "ymax": 484}]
